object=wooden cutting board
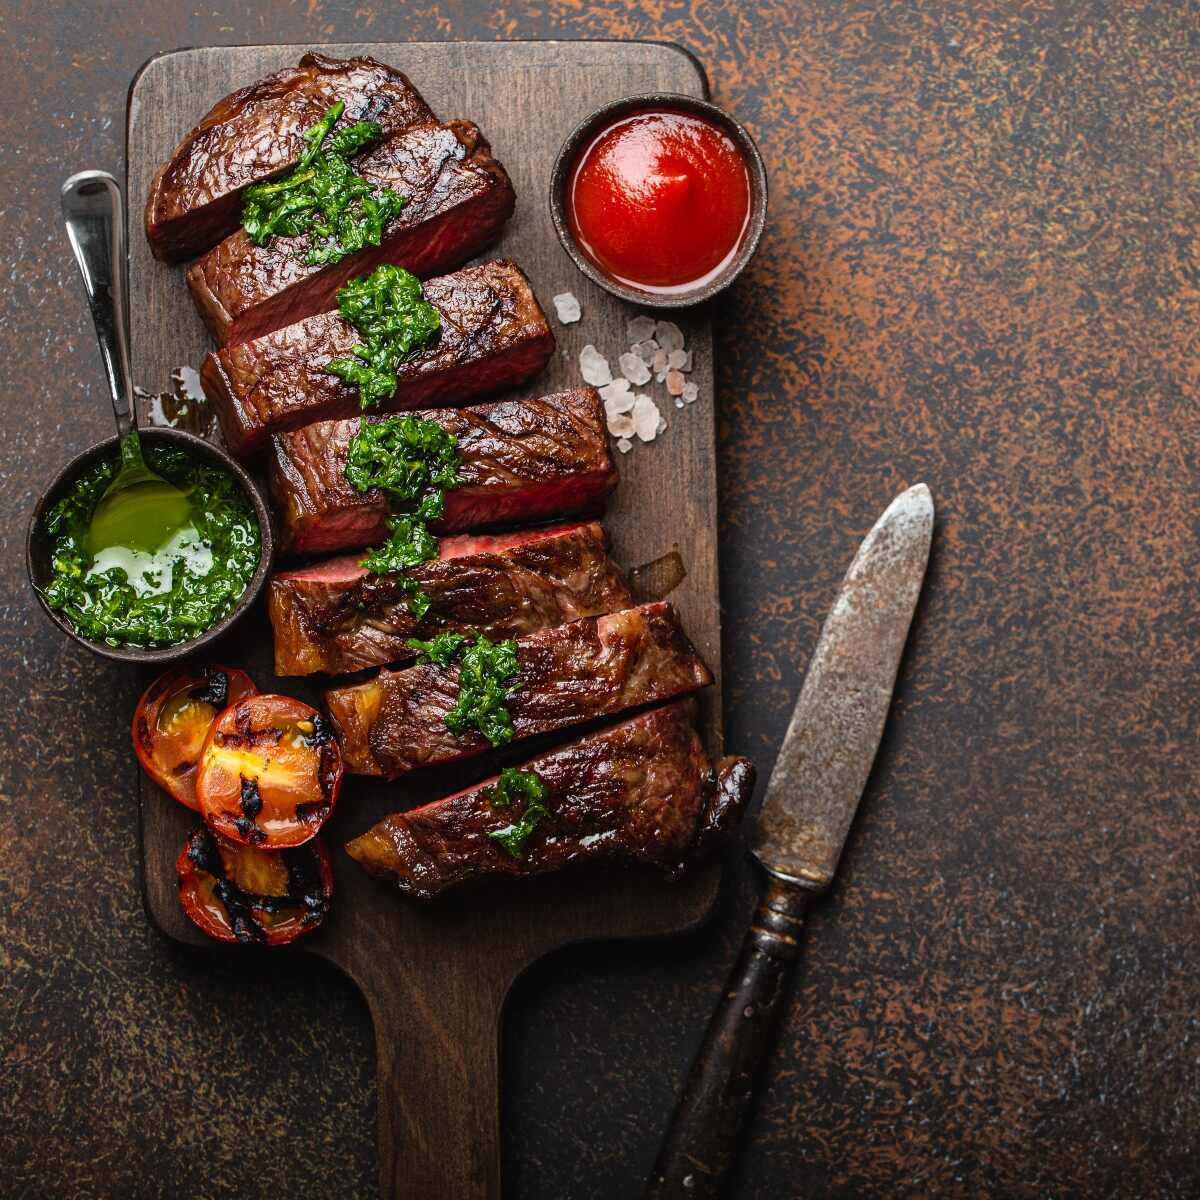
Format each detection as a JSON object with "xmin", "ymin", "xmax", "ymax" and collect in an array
[{"xmin": 127, "ymin": 41, "xmax": 721, "ymax": 1199}]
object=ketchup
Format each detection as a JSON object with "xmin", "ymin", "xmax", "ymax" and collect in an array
[{"xmin": 567, "ymin": 108, "xmax": 751, "ymax": 293}]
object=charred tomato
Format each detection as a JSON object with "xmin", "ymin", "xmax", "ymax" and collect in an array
[
  {"xmin": 196, "ymin": 693, "xmax": 343, "ymax": 848},
  {"xmin": 177, "ymin": 824, "xmax": 332, "ymax": 945},
  {"xmin": 132, "ymin": 664, "xmax": 257, "ymax": 809}
]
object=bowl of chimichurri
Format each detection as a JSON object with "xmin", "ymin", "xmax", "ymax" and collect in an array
[{"xmin": 27, "ymin": 428, "xmax": 274, "ymax": 662}]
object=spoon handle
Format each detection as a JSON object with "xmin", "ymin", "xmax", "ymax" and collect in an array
[{"xmin": 62, "ymin": 171, "xmax": 135, "ymax": 439}]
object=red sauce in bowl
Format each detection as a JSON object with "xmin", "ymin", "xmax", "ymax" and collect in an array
[{"xmin": 566, "ymin": 108, "xmax": 752, "ymax": 294}]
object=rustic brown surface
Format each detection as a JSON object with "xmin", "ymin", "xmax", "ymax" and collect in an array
[{"xmin": 1, "ymin": 3, "xmax": 1197, "ymax": 1199}]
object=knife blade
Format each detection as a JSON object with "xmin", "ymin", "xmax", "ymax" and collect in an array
[
  {"xmin": 645, "ymin": 483, "xmax": 934, "ymax": 1200},
  {"xmin": 752, "ymin": 481, "xmax": 935, "ymax": 889}
]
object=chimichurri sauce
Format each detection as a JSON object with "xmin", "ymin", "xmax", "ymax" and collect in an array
[{"xmin": 41, "ymin": 444, "xmax": 260, "ymax": 648}]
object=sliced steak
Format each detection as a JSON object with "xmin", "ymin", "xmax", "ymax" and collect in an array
[
  {"xmin": 145, "ymin": 52, "xmax": 435, "ymax": 261},
  {"xmin": 270, "ymin": 388, "xmax": 614, "ymax": 555},
  {"xmin": 187, "ymin": 119, "xmax": 515, "ymax": 346},
  {"xmin": 326, "ymin": 601, "xmax": 713, "ymax": 777},
  {"xmin": 202, "ymin": 259, "xmax": 554, "ymax": 458},
  {"xmin": 346, "ymin": 702, "xmax": 754, "ymax": 898},
  {"xmin": 269, "ymin": 521, "xmax": 633, "ymax": 676}
]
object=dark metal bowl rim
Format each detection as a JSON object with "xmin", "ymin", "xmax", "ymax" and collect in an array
[
  {"xmin": 26, "ymin": 427, "xmax": 275, "ymax": 665},
  {"xmin": 548, "ymin": 91, "xmax": 769, "ymax": 309}
]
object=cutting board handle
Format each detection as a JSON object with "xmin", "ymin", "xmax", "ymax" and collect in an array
[{"xmin": 366, "ymin": 975, "xmax": 507, "ymax": 1198}]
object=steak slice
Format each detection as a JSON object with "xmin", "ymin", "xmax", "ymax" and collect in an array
[
  {"xmin": 326, "ymin": 601, "xmax": 713, "ymax": 777},
  {"xmin": 145, "ymin": 52, "xmax": 435, "ymax": 262},
  {"xmin": 268, "ymin": 521, "xmax": 633, "ymax": 676},
  {"xmin": 345, "ymin": 702, "xmax": 755, "ymax": 899},
  {"xmin": 202, "ymin": 260, "xmax": 554, "ymax": 459},
  {"xmin": 187, "ymin": 119, "xmax": 515, "ymax": 346},
  {"xmin": 270, "ymin": 388, "xmax": 615, "ymax": 556}
]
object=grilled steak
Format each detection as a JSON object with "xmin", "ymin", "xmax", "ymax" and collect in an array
[
  {"xmin": 269, "ymin": 522, "xmax": 633, "ymax": 676},
  {"xmin": 346, "ymin": 703, "xmax": 754, "ymax": 899},
  {"xmin": 270, "ymin": 388, "xmax": 615, "ymax": 555},
  {"xmin": 187, "ymin": 119, "xmax": 515, "ymax": 346},
  {"xmin": 327, "ymin": 601, "xmax": 712, "ymax": 777},
  {"xmin": 145, "ymin": 53, "xmax": 435, "ymax": 262},
  {"xmin": 202, "ymin": 260, "xmax": 554, "ymax": 458}
]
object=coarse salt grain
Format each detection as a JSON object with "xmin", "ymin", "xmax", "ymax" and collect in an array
[
  {"xmin": 619, "ymin": 352, "xmax": 651, "ymax": 386},
  {"xmin": 627, "ymin": 315, "xmax": 657, "ymax": 342},
  {"xmin": 600, "ymin": 376, "xmax": 632, "ymax": 398},
  {"xmin": 667, "ymin": 348, "xmax": 688, "ymax": 370},
  {"xmin": 579, "ymin": 344, "xmax": 612, "ymax": 387},
  {"xmin": 552, "ymin": 292, "xmax": 581, "ymax": 324},
  {"xmin": 632, "ymin": 394, "xmax": 660, "ymax": 442},
  {"xmin": 656, "ymin": 414, "xmax": 668, "ymax": 435},
  {"xmin": 651, "ymin": 348, "xmax": 668, "ymax": 373},
  {"xmin": 607, "ymin": 412, "xmax": 636, "ymax": 438},
  {"xmin": 605, "ymin": 399, "xmax": 635, "ymax": 423},
  {"xmin": 674, "ymin": 397, "xmax": 685, "ymax": 408},
  {"xmin": 617, "ymin": 437, "xmax": 633, "ymax": 454},
  {"xmin": 680, "ymin": 349, "xmax": 694, "ymax": 372},
  {"xmin": 682, "ymin": 381, "xmax": 699, "ymax": 404},
  {"xmin": 632, "ymin": 339, "xmax": 658, "ymax": 363},
  {"xmin": 654, "ymin": 320, "xmax": 685, "ymax": 352},
  {"xmin": 666, "ymin": 369, "xmax": 686, "ymax": 396}
]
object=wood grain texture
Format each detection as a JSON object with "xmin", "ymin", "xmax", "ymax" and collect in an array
[{"xmin": 127, "ymin": 41, "xmax": 722, "ymax": 1200}]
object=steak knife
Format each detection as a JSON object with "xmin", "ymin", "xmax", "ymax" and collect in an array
[{"xmin": 645, "ymin": 483, "xmax": 935, "ymax": 1199}]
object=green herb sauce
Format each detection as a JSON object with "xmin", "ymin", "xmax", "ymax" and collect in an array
[
  {"xmin": 241, "ymin": 101, "xmax": 407, "ymax": 267},
  {"xmin": 345, "ymin": 410, "xmax": 461, "ymax": 500},
  {"xmin": 485, "ymin": 768, "xmax": 550, "ymax": 858},
  {"xmin": 41, "ymin": 444, "xmax": 260, "ymax": 648},
  {"xmin": 346, "ymin": 412, "xmax": 463, "ymax": 608},
  {"xmin": 325, "ymin": 265, "xmax": 442, "ymax": 410},
  {"xmin": 359, "ymin": 512, "xmax": 440, "ymax": 615},
  {"xmin": 407, "ymin": 632, "xmax": 521, "ymax": 747}
]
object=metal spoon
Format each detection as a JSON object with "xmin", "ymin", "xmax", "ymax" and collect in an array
[
  {"xmin": 61, "ymin": 171, "xmax": 192, "ymax": 554},
  {"xmin": 26, "ymin": 173, "xmax": 274, "ymax": 664}
]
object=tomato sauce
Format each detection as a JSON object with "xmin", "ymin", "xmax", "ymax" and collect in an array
[{"xmin": 567, "ymin": 108, "xmax": 751, "ymax": 293}]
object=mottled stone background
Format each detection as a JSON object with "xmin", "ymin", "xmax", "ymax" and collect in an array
[{"xmin": 1, "ymin": 2, "xmax": 1197, "ymax": 1197}]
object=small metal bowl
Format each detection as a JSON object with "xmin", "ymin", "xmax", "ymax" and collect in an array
[
  {"xmin": 549, "ymin": 93, "xmax": 768, "ymax": 309},
  {"xmin": 27, "ymin": 427, "xmax": 275, "ymax": 665}
]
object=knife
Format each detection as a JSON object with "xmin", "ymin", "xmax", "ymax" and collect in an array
[{"xmin": 644, "ymin": 483, "xmax": 935, "ymax": 1199}]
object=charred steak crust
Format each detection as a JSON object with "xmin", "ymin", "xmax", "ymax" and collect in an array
[
  {"xmin": 269, "ymin": 387, "xmax": 615, "ymax": 555},
  {"xmin": 145, "ymin": 52, "xmax": 435, "ymax": 261},
  {"xmin": 202, "ymin": 260, "xmax": 555, "ymax": 459},
  {"xmin": 186, "ymin": 119, "xmax": 516, "ymax": 347},
  {"xmin": 268, "ymin": 522, "xmax": 634, "ymax": 676},
  {"xmin": 326, "ymin": 601, "xmax": 714, "ymax": 778},
  {"xmin": 344, "ymin": 703, "xmax": 755, "ymax": 898}
]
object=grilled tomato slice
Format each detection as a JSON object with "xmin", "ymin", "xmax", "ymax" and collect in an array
[
  {"xmin": 132, "ymin": 664, "xmax": 257, "ymax": 809},
  {"xmin": 177, "ymin": 824, "xmax": 332, "ymax": 945},
  {"xmin": 195, "ymin": 694, "xmax": 343, "ymax": 848}
]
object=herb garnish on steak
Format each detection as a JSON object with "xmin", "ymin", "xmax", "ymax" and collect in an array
[
  {"xmin": 406, "ymin": 632, "xmax": 521, "ymax": 747},
  {"xmin": 325, "ymin": 266, "xmax": 442, "ymax": 408},
  {"xmin": 484, "ymin": 768, "xmax": 550, "ymax": 858},
  {"xmin": 240, "ymin": 100, "xmax": 407, "ymax": 266},
  {"xmin": 341, "ymin": 411, "xmax": 464, "ymax": 611}
]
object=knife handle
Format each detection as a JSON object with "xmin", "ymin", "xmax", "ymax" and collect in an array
[{"xmin": 644, "ymin": 875, "xmax": 810, "ymax": 1200}]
